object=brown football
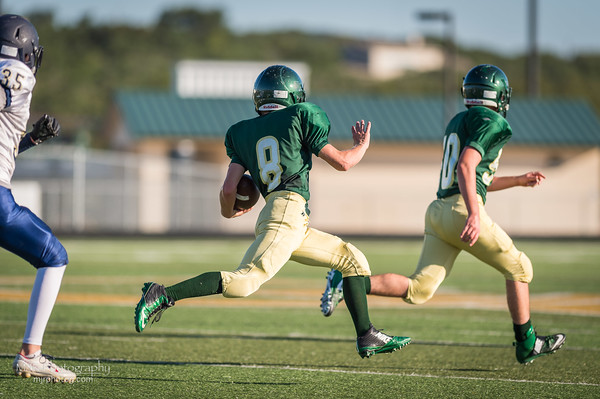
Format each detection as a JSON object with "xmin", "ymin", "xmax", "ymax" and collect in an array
[{"xmin": 235, "ymin": 174, "xmax": 260, "ymax": 210}]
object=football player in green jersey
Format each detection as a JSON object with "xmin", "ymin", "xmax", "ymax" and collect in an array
[
  {"xmin": 135, "ymin": 65, "xmax": 411, "ymax": 358},
  {"xmin": 320, "ymin": 64, "xmax": 565, "ymax": 364}
]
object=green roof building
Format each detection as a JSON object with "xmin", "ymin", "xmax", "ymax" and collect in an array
[{"xmin": 104, "ymin": 91, "xmax": 600, "ymax": 237}]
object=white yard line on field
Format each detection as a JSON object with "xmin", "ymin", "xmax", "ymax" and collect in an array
[{"xmin": 2, "ymin": 353, "xmax": 597, "ymax": 387}]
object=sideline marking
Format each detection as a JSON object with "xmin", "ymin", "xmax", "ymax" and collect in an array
[{"xmin": 1, "ymin": 289, "xmax": 599, "ymax": 315}]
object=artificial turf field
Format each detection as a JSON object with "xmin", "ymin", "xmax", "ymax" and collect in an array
[{"xmin": 0, "ymin": 237, "xmax": 599, "ymax": 398}]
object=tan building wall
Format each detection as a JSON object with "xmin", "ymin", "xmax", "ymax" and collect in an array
[
  {"xmin": 125, "ymin": 136, "xmax": 599, "ymax": 237},
  {"xmin": 216, "ymin": 143, "xmax": 599, "ymax": 237},
  {"xmin": 307, "ymin": 145, "xmax": 600, "ymax": 237}
]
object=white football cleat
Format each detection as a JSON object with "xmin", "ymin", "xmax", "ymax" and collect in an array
[{"xmin": 13, "ymin": 351, "xmax": 76, "ymax": 383}]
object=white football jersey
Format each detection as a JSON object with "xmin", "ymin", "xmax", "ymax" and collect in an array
[{"xmin": 0, "ymin": 58, "xmax": 36, "ymax": 188}]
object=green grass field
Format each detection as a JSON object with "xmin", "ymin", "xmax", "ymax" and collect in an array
[{"xmin": 1, "ymin": 238, "xmax": 599, "ymax": 398}]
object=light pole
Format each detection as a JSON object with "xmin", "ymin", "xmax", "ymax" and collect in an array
[
  {"xmin": 417, "ymin": 11, "xmax": 456, "ymax": 128},
  {"xmin": 526, "ymin": 0, "xmax": 539, "ymax": 98}
]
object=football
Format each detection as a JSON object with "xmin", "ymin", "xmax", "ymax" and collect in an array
[{"xmin": 235, "ymin": 174, "xmax": 260, "ymax": 210}]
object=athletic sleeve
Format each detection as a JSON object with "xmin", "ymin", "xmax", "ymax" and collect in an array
[
  {"xmin": 0, "ymin": 60, "xmax": 35, "ymax": 113},
  {"xmin": 0, "ymin": 87, "xmax": 7, "ymax": 109},
  {"xmin": 464, "ymin": 108, "xmax": 510, "ymax": 156},
  {"xmin": 299, "ymin": 103, "xmax": 330, "ymax": 155},
  {"xmin": 224, "ymin": 126, "xmax": 245, "ymax": 168}
]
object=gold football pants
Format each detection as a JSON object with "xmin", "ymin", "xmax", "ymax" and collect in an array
[
  {"xmin": 221, "ymin": 191, "xmax": 371, "ymax": 298},
  {"xmin": 405, "ymin": 194, "xmax": 533, "ymax": 305}
]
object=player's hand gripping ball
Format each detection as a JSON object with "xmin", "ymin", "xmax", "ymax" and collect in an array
[{"xmin": 235, "ymin": 174, "xmax": 260, "ymax": 210}]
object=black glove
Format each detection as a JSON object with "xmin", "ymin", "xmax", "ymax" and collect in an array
[{"xmin": 31, "ymin": 114, "xmax": 60, "ymax": 144}]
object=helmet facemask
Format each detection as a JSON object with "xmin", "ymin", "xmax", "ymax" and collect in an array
[{"xmin": 30, "ymin": 45, "xmax": 43, "ymax": 75}]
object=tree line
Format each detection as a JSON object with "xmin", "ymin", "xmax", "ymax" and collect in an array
[{"xmin": 21, "ymin": 8, "xmax": 600, "ymax": 147}]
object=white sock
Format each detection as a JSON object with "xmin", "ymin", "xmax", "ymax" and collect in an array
[
  {"xmin": 22, "ymin": 266, "xmax": 66, "ymax": 346},
  {"xmin": 25, "ymin": 350, "xmax": 41, "ymax": 359}
]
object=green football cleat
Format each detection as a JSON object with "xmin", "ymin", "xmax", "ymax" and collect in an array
[
  {"xmin": 320, "ymin": 269, "xmax": 344, "ymax": 317},
  {"xmin": 134, "ymin": 282, "xmax": 174, "ymax": 333},
  {"xmin": 514, "ymin": 327, "xmax": 566, "ymax": 364},
  {"xmin": 356, "ymin": 325, "xmax": 411, "ymax": 359}
]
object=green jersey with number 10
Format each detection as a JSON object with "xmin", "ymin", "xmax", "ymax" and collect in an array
[
  {"xmin": 436, "ymin": 106, "xmax": 512, "ymax": 204},
  {"xmin": 225, "ymin": 102, "xmax": 330, "ymax": 203}
]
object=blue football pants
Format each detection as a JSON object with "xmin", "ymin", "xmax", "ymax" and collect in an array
[{"xmin": 0, "ymin": 186, "xmax": 68, "ymax": 268}]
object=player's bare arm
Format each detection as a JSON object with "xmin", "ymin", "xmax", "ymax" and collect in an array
[
  {"xmin": 220, "ymin": 162, "xmax": 252, "ymax": 218},
  {"xmin": 457, "ymin": 146, "xmax": 482, "ymax": 246},
  {"xmin": 488, "ymin": 171, "xmax": 546, "ymax": 191},
  {"xmin": 318, "ymin": 120, "xmax": 371, "ymax": 171}
]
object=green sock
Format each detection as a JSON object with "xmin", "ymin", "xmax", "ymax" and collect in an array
[
  {"xmin": 343, "ymin": 276, "xmax": 371, "ymax": 337},
  {"xmin": 513, "ymin": 319, "xmax": 533, "ymax": 342},
  {"xmin": 165, "ymin": 271, "xmax": 222, "ymax": 301}
]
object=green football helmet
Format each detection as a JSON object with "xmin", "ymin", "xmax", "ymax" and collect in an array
[
  {"xmin": 461, "ymin": 64, "xmax": 512, "ymax": 117},
  {"xmin": 253, "ymin": 65, "xmax": 306, "ymax": 113}
]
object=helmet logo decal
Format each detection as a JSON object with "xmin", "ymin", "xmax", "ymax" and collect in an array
[
  {"xmin": 465, "ymin": 98, "xmax": 497, "ymax": 108},
  {"xmin": 273, "ymin": 90, "xmax": 288, "ymax": 99},
  {"xmin": 483, "ymin": 90, "xmax": 497, "ymax": 99},
  {"xmin": 1, "ymin": 45, "xmax": 18, "ymax": 57},
  {"xmin": 258, "ymin": 103, "xmax": 287, "ymax": 111}
]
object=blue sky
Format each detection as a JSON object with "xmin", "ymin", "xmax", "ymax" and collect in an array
[{"xmin": 7, "ymin": 0, "xmax": 600, "ymax": 57}]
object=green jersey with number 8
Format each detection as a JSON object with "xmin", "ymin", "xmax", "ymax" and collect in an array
[
  {"xmin": 436, "ymin": 106, "xmax": 512, "ymax": 204},
  {"xmin": 225, "ymin": 102, "xmax": 330, "ymax": 204}
]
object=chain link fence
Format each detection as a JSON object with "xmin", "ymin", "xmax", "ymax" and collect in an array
[{"xmin": 13, "ymin": 145, "xmax": 225, "ymax": 234}]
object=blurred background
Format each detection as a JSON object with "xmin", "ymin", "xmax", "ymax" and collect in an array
[{"xmin": 4, "ymin": 0, "xmax": 600, "ymax": 237}]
